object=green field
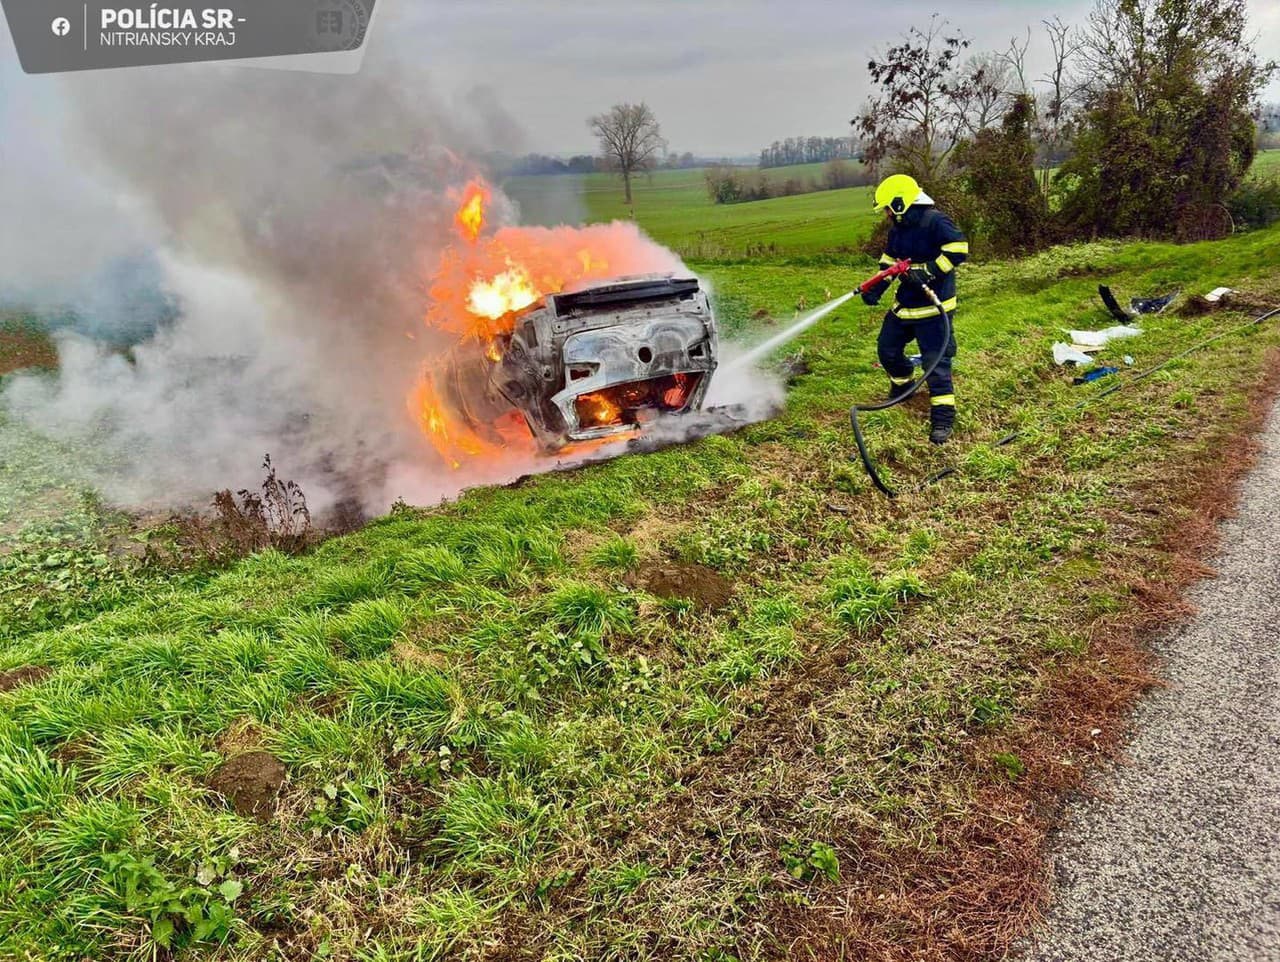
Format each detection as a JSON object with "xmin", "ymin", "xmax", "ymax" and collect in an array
[
  {"xmin": 5, "ymin": 172, "xmax": 1280, "ymax": 959},
  {"xmin": 1251, "ymin": 147, "xmax": 1280, "ymax": 178},
  {"xmin": 505, "ymin": 166, "xmax": 879, "ymax": 261}
]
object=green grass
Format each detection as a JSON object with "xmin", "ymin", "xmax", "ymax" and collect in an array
[
  {"xmin": 4, "ymin": 192, "xmax": 1280, "ymax": 959},
  {"xmin": 505, "ymin": 165, "xmax": 879, "ymax": 260},
  {"xmin": 1251, "ymin": 148, "xmax": 1280, "ymax": 178}
]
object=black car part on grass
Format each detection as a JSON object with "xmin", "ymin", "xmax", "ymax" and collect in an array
[{"xmin": 1099, "ymin": 284, "xmax": 1180, "ymax": 323}]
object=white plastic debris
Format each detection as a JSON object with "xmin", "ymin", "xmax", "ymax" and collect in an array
[
  {"xmin": 1053, "ymin": 342, "xmax": 1096, "ymax": 366},
  {"xmin": 1123, "ymin": 355, "xmax": 1134, "ymax": 366},
  {"xmin": 1065, "ymin": 324, "xmax": 1144, "ymax": 347},
  {"xmin": 1204, "ymin": 287, "xmax": 1234, "ymax": 302}
]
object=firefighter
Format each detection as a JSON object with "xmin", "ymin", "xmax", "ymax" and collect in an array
[{"xmin": 860, "ymin": 173, "xmax": 969, "ymax": 444}]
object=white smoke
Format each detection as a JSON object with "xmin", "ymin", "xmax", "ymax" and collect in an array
[
  {"xmin": 0, "ymin": 16, "xmax": 783, "ymax": 519},
  {"xmin": 0, "ymin": 13, "xmax": 548, "ymax": 514}
]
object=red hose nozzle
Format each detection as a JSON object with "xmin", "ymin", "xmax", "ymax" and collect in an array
[{"xmin": 857, "ymin": 259, "xmax": 911, "ymax": 294}]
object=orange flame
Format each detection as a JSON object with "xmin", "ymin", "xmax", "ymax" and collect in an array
[
  {"xmin": 453, "ymin": 179, "xmax": 489, "ymax": 244},
  {"xmin": 413, "ymin": 177, "xmax": 686, "ymax": 468},
  {"xmin": 408, "ymin": 374, "xmax": 501, "ymax": 470},
  {"xmin": 467, "ymin": 265, "xmax": 539, "ymax": 320}
]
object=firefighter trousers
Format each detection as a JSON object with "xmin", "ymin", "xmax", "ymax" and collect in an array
[{"xmin": 876, "ymin": 310, "xmax": 957, "ymax": 408}]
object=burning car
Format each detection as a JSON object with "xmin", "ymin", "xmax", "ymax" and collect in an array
[{"xmin": 425, "ymin": 273, "xmax": 718, "ymax": 454}]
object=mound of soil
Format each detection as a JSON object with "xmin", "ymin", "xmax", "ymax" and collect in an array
[
  {"xmin": 633, "ymin": 562, "xmax": 735, "ymax": 611},
  {"xmin": 1179, "ymin": 291, "xmax": 1277, "ymax": 318},
  {"xmin": 208, "ymin": 751, "xmax": 286, "ymax": 819},
  {"xmin": 1180, "ymin": 294, "xmax": 1218, "ymax": 316},
  {"xmin": 0, "ymin": 665, "xmax": 52, "ymax": 692}
]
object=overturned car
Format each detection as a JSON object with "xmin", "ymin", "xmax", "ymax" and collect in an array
[{"xmin": 429, "ymin": 274, "xmax": 719, "ymax": 453}]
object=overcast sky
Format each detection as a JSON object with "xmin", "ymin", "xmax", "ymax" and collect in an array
[
  {"xmin": 405, "ymin": 0, "xmax": 1280, "ymax": 157},
  {"xmin": 1, "ymin": 1, "xmax": 1276, "ymax": 159}
]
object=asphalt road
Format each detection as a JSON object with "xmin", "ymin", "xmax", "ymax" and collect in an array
[{"xmin": 1023, "ymin": 404, "xmax": 1280, "ymax": 962}]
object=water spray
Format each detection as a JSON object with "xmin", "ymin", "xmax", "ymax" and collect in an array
[{"xmin": 720, "ymin": 291, "xmax": 858, "ymax": 374}]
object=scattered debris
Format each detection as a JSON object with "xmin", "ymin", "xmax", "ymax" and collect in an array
[
  {"xmin": 1098, "ymin": 285, "xmax": 1178, "ymax": 322},
  {"xmin": 1204, "ymin": 287, "xmax": 1234, "ymax": 303},
  {"xmin": 1099, "ymin": 285, "xmax": 1134, "ymax": 322},
  {"xmin": 1130, "ymin": 291, "xmax": 1179, "ymax": 315},
  {"xmin": 1073, "ymin": 366, "xmax": 1119, "ymax": 385},
  {"xmin": 0, "ymin": 665, "xmax": 52, "ymax": 692},
  {"xmin": 208, "ymin": 751, "xmax": 287, "ymax": 819},
  {"xmin": 1066, "ymin": 325, "xmax": 1144, "ymax": 348},
  {"xmin": 1053, "ymin": 343, "xmax": 1096, "ymax": 367}
]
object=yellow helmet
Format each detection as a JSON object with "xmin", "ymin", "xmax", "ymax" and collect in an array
[{"xmin": 873, "ymin": 174, "xmax": 921, "ymax": 216}]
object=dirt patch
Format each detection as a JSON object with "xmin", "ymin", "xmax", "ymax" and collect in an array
[
  {"xmin": 208, "ymin": 751, "xmax": 287, "ymax": 819},
  {"xmin": 392, "ymin": 638, "xmax": 450, "ymax": 671},
  {"xmin": 0, "ymin": 665, "xmax": 52, "ymax": 692},
  {"xmin": 1179, "ymin": 290, "xmax": 1277, "ymax": 318},
  {"xmin": 0, "ymin": 326, "xmax": 57, "ymax": 376},
  {"xmin": 630, "ymin": 561, "xmax": 735, "ymax": 611},
  {"xmin": 1180, "ymin": 294, "xmax": 1219, "ymax": 316}
]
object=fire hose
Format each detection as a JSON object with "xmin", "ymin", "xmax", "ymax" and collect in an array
[{"xmin": 848, "ymin": 259, "xmax": 951, "ymax": 498}]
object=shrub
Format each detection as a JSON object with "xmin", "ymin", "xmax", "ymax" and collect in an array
[{"xmin": 1228, "ymin": 177, "xmax": 1280, "ymax": 229}]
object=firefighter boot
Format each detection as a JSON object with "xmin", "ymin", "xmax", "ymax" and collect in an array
[
  {"xmin": 886, "ymin": 376, "xmax": 916, "ymax": 403},
  {"xmin": 929, "ymin": 402, "xmax": 955, "ymax": 445}
]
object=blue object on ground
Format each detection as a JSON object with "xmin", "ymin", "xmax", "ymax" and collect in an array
[{"xmin": 1073, "ymin": 366, "xmax": 1119, "ymax": 385}]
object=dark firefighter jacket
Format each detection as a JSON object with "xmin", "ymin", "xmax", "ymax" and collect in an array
[{"xmin": 864, "ymin": 204, "xmax": 969, "ymax": 320}]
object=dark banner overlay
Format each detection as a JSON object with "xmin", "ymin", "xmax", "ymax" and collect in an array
[{"xmin": 2, "ymin": 0, "xmax": 376, "ymax": 73}]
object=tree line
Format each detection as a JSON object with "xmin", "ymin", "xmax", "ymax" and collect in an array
[
  {"xmin": 758, "ymin": 137, "xmax": 856, "ymax": 168},
  {"xmin": 501, "ymin": 150, "xmax": 703, "ymax": 177},
  {"xmin": 704, "ymin": 159, "xmax": 872, "ymax": 205}
]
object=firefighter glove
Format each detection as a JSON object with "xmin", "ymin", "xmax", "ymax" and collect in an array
[{"xmin": 904, "ymin": 266, "xmax": 934, "ymax": 288}]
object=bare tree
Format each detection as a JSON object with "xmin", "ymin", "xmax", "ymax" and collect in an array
[
  {"xmin": 1038, "ymin": 16, "xmax": 1087, "ymax": 188},
  {"xmin": 852, "ymin": 16, "xmax": 975, "ymax": 183},
  {"xmin": 1001, "ymin": 28, "xmax": 1032, "ymax": 94},
  {"xmin": 956, "ymin": 52, "xmax": 1014, "ymax": 136},
  {"xmin": 588, "ymin": 102, "xmax": 666, "ymax": 205}
]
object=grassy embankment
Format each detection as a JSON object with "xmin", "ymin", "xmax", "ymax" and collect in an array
[{"xmin": 3, "ymin": 170, "xmax": 1280, "ymax": 960}]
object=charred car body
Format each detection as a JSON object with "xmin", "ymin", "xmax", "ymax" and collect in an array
[{"xmin": 432, "ymin": 274, "xmax": 719, "ymax": 452}]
